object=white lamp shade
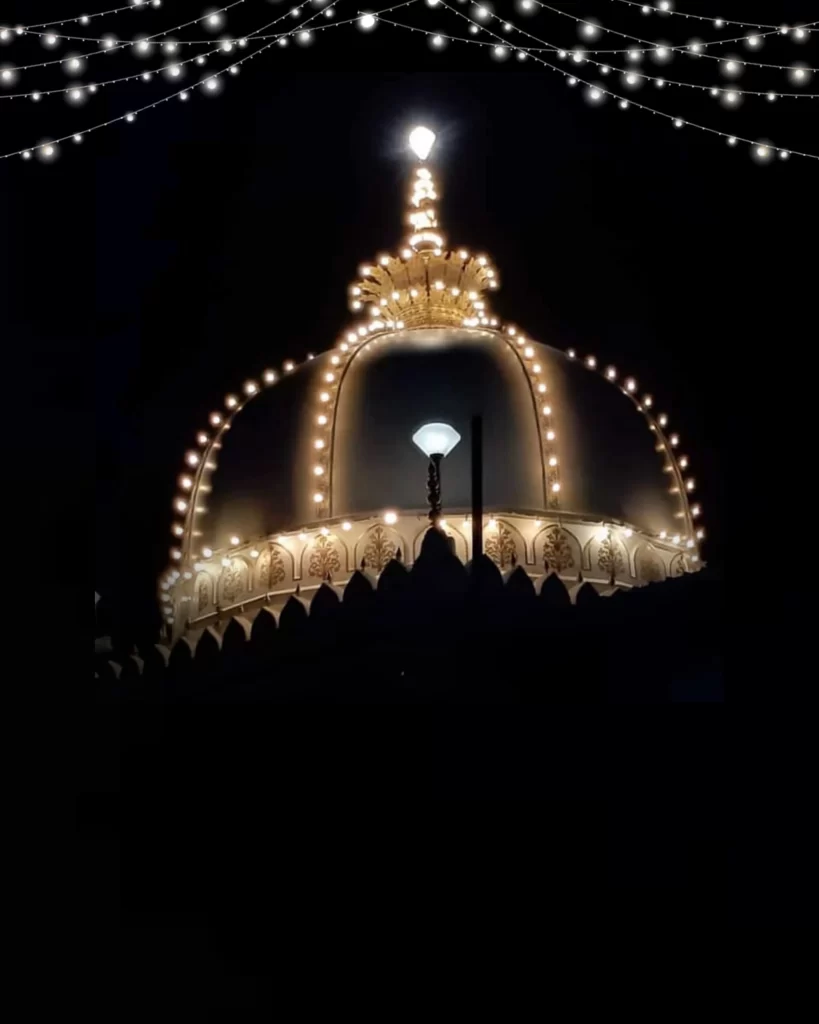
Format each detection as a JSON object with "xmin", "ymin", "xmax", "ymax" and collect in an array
[
  {"xmin": 412, "ymin": 422, "xmax": 461, "ymax": 457},
  {"xmin": 408, "ymin": 126, "xmax": 436, "ymax": 161}
]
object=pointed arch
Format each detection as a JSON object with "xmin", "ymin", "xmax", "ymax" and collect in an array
[
  {"xmin": 218, "ymin": 557, "xmax": 250, "ymax": 605},
  {"xmin": 535, "ymin": 524, "xmax": 581, "ymax": 576},
  {"xmin": 355, "ymin": 524, "xmax": 402, "ymax": 573},
  {"xmin": 195, "ymin": 572, "xmax": 214, "ymax": 615},
  {"xmin": 326, "ymin": 329, "xmax": 555, "ymax": 518},
  {"xmin": 635, "ymin": 544, "xmax": 666, "ymax": 584}
]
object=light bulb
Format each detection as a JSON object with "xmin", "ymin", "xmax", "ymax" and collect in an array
[
  {"xmin": 230, "ymin": 535, "xmax": 240, "ymax": 546},
  {"xmin": 244, "ymin": 380, "xmax": 257, "ymax": 395},
  {"xmin": 542, "ymin": 405, "xmax": 551, "ymax": 415},
  {"xmin": 319, "ymin": 392, "xmax": 330, "ymax": 403},
  {"xmin": 624, "ymin": 529, "xmax": 633, "ymax": 538},
  {"xmin": 284, "ymin": 360, "xmax": 295, "ymax": 372},
  {"xmin": 313, "ymin": 466, "xmax": 324, "ymax": 476},
  {"xmin": 548, "ymin": 456, "xmax": 558, "ymax": 466},
  {"xmin": 625, "ymin": 377, "xmax": 637, "ymax": 392},
  {"xmin": 552, "ymin": 482, "xmax": 561, "ymax": 493},
  {"xmin": 585, "ymin": 356, "xmax": 597, "ymax": 368},
  {"xmin": 313, "ymin": 492, "xmax": 324, "ymax": 504},
  {"xmin": 384, "ymin": 511, "xmax": 398, "ymax": 525},
  {"xmin": 203, "ymin": 547, "xmax": 213, "ymax": 558},
  {"xmin": 299, "ymin": 533, "xmax": 308, "ymax": 542},
  {"xmin": 606, "ymin": 366, "xmax": 617, "ymax": 380},
  {"xmin": 317, "ymin": 414, "xmax": 328, "ymax": 426},
  {"xmin": 360, "ymin": 14, "xmax": 377, "ymax": 30},
  {"xmin": 408, "ymin": 126, "xmax": 436, "ymax": 161},
  {"xmin": 221, "ymin": 557, "xmax": 231, "ymax": 567},
  {"xmin": 546, "ymin": 430, "xmax": 556, "ymax": 441},
  {"xmin": 658, "ymin": 414, "xmax": 668, "ymax": 427},
  {"xmin": 185, "ymin": 451, "xmax": 199, "ymax": 466},
  {"xmin": 524, "ymin": 346, "xmax": 534, "ymax": 358},
  {"xmin": 210, "ymin": 413, "xmax": 222, "ymax": 427},
  {"xmin": 670, "ymin": 433, "xmax": 679, "ymax": 447},
  {"xmin": 342, "ymin": 521, "xmax": 352, "ymax": 531}
]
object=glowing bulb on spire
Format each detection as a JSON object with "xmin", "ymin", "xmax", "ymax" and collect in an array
[{"xmin": 409, "ymin": 126, "xmax": 436, "ymax": 161}]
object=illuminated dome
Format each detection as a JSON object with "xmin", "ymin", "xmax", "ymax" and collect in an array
[{"xmin": 160, "ymin": 127, "xmax": 703, "ymax": 640}]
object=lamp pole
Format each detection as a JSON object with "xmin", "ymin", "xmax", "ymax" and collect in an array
[
  {"xmin": 427, "ymin": 453, "xmax": 443, "ymax": 526},
  {"xmin": 471, "ymin": 415, "xmax": 483, "ymax": 559},
  {"xmin": 412, "ymin": 422, "xmax": 461, "ymax": 529}
]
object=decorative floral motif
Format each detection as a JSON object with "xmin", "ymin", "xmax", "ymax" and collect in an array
[
  {"xmin": 363, "ymin": 525, "xmax": 396, "ymax": 573},
  {"xmin": 308, "ymin": 534, "xmax": 341, "ymax": 580},
  {"xmin": 541, "ymin": 527, "xmax": 575, "ymax": 573},
  {"xmin": 671, "ymin": 555, "xmax": 686, "ymax": 577},
  {"xmin": 256, "ymin": 545, "xmax": 285, "ymax": 590},
  {"xmin": 639, "ymin": 550, "xmax": 664, "ymax": 583},
  {"xmin": 196, "ymin": 574, "xmax": 211, "ymax": 614},
  {"xmin": 597, "ymin": 536, "xmax": 625, "ymax": 578},
  {"xmin": 220, "ymin": 559, "xmax": 246, "ymax": 604},
  {"xmin": 485, "ymin": 521, "xmax": 517, "ymax": 569}
]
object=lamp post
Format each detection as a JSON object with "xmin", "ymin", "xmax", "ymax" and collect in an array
[{"xmin": 412, "ymin": 422, "xmax": 461, "ymax": 526}]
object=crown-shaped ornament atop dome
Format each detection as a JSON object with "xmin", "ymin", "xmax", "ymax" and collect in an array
[{"xmin": 348, "ymin": 126, "xmax": 500, "ymax": 331}]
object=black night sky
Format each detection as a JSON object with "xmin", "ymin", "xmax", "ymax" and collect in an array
[
  {"xmin": 1, "ymin": 1, "xmax": 814, "ymax": 640},
  {"xmin": 11, "ymin": 0, "xmax": 816, "ymax": 995}
]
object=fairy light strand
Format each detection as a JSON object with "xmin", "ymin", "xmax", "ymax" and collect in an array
[
  {"xmin": 426, "ymin": 2, "xmax": 819, "ymax": 161},
  {"xmin": 0, "ymin": 0, "xmax": 321, "ymax": 102},
  {"xmin": 516, "ymin": 3, "xmax": 819, "ymax": 71},
  {"xmin": 3, "ymin": 0, "xmax": 161, "ymax": 33},
  {"xmin": 1, "ymin": 0, "xmax": 247, "ymax": 74},
  {"xmin": 599, "ymin": 0, "xmax": 804, "ymax": 33},
  {"xmin": 7, "ymin": 0, "xmax": 163, "ymax": 33},
  {"xmin": 403, "ymin": 10, "xmax": 819, "ymax": 101},
  {"xmin": 2, "ymin": 3, "xmax": 432, "ymax": 161}
]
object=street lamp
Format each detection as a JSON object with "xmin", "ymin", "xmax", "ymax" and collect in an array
[{"xmin": 412, "ymin": 422, "xmax": 461, "ymax": 525}]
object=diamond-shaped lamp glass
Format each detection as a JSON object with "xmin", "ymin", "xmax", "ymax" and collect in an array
[{"xmin": 412, "ymin": 422, "xmax": 461, "ymax": 458}]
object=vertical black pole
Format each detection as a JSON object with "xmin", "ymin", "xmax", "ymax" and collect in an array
[{"xmin": 471, "ymin": 415, "xmax": 483, "ymax": 560}]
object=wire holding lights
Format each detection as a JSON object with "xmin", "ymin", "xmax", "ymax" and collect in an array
[
  {"xmin": 2, "ymin": 1, "xmax": 427, "ymax": 162},
  {"xmin": 6, "ymin": 0, "xmax": 818, "ymax": 165}
]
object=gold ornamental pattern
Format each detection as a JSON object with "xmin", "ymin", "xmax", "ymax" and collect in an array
[
  {"xmin": 542, "ymin": 527, "xmax": 575, "ymax": 573},
  {"xmin": 256, "ymin": 545, "xmax": 285, "ymax": 590},
  {"xmin": 197, "ymin": 575, "xmax": 211, "ymax": 613},
  {"xmin": 308, "ymin": 534, "xmax": 341, "ymax": 580},
  {"xmin": 485, "ymin": 522, "xmax": 517, "ymax": 569},
  {"xmin": 220, "ymin": 560, "xmax": 246, "ymax": 604},
  {"xmin": 597, "ymin": 536, "xmax": 625, "ymax": 578},
  {"xmin": 363, "ymin": 526, "xmax": 396, "ymax": 572}
]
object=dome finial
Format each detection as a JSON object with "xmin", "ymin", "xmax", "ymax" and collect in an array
[
  {"xmin": 347, "ymin": 123, "xmax": 499, "ymax": 330},
  {"xmin": 406, "ymin": 127, "xmax": 444, "ymax": 255}
]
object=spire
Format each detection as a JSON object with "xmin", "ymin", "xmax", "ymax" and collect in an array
[{"xmin": 347, "ymin": 126, "xmax": 500, "ymax": 331}]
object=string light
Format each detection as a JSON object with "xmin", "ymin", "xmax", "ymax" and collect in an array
[
  {"xmin": 2, "ymin": 0, "xmax": 403, "ymax": 159},
  {"xmin": 392, "ymin": 4, "xmax": 818, "ymax": 161}
]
